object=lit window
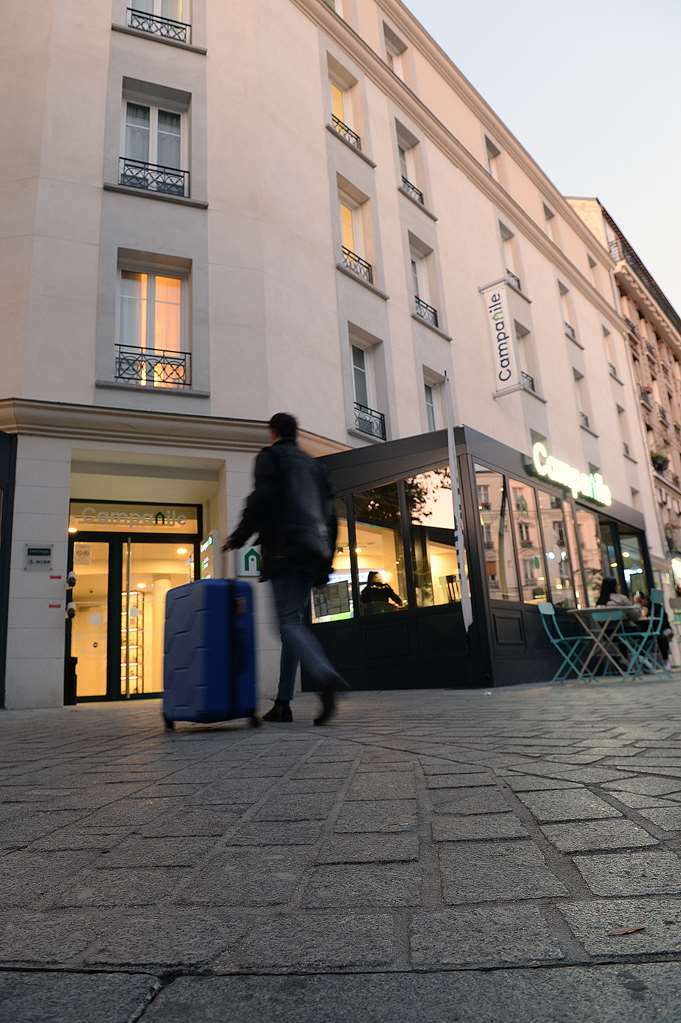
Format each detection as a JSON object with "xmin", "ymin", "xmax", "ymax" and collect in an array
[{"xmin": 117, "ymin": 269, "xmax": 189, "ymax": 388}]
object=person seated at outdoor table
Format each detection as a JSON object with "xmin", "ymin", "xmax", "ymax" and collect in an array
[
  {"xmin": 360, "ymin": 571, "xmax": 403, "ymax": 614},
  {"xmin": 636, "ymin": 592, "xmax": 673, "ymax": 670},
  {"xmin": 596, "ymin": 578, "xmax": 641, "ymax": 624}
]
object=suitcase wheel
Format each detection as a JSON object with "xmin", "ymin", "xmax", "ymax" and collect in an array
[
  {"xmin": 163, "ymin": 713, "xmax": 176, "ymax": 732},
  {"xmin": 249, "ymin": 713, "xmax": 262, "ymax": 729}
]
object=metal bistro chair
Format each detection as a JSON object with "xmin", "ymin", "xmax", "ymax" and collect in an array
[
  {"xmin": 589, "ymin": 608, "xmax": 627, "ymax": 678},
  {"xmin": 539, "ymin": 603, "xmax": 592, "ymax": 683},
  {"xmin": 618, "ymin": 589, "xmax": 670, "ymax": 678}
]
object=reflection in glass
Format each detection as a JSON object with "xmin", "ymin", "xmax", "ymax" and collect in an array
[
  {"xmin": 575, "ymin": 507, "xmax": 603, "ymax": 606},
  {"xmin": 562, "ymin": 501, "xmax": 586, "ymax": 608},
  {"xmin": 312, "ymin": 502, "xmax": 353, "ymax": 624},
  {"xmin": 406, "ymin": 468, "xmax": 462, "ymax": 606},
  {"xmin": 72, "ymin": 542, "xmax": 109, "ymax": 698},
  {"xmin": 537, "ymin": 491, "xmax": 576, "ymax": 608},
  {"xmin": 620, "ymin": 532, "xmax": 648, "ymax": 598},
  {"xmin": 475, "ymin": 465, "xmax": 519, "ymax": 601},
  {"xmin": 600, "ymin": 521, "xmax": 620, "ymax": 591},
  {"xmin": 353, "ymin": 482, "xmax": 407, "ymax": 614}
]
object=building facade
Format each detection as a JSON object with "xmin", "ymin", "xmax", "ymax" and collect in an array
[{"xmin": 0, "ymin": 0, "xmax": 665, "ymax": 707}]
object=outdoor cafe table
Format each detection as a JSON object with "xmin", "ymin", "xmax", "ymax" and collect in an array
[{"xmin": 566, "ymin": 606, "xmax": 639, "ymax": 680}]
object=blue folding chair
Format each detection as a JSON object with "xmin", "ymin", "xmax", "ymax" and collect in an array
[
  {"xmin": 538, "ymin": 603, "xmax": 592, "ymax": 683},
  {"xmin": 618, "ymin": 589, "xmax": 670, "ymax": 677}
]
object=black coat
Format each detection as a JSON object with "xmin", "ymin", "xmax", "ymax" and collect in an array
[{"xmin": 229, "ymin": 439, "xmax": 337, "ymax": 583}]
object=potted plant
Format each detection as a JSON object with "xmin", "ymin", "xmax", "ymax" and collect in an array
[{"xmin": 651, "ymin": 451, "xmax": 670, "ymax": 473}]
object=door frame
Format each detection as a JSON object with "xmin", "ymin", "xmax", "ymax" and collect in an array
[{"xmin": 65, "ymin": 530, "xmax": 200, "ymax": 702}]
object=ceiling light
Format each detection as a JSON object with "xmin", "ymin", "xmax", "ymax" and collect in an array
[
  {"xmin": 137, "ymin": 582, "xmax": 147, "ymax": 590},
  {"xmin": 68, "ymin": 527, "xmax": 78, "ymax": 535},
  {"xmin": 176, "ymin": 547, "xmax": 189, "ymax": 556}
]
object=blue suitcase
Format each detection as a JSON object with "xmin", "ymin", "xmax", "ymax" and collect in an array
[{"xmin": 162, "ymin": 579, "xmax": 260, "ymax": 730}]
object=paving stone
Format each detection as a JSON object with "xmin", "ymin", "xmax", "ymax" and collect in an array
[
  {"xmin": 432, "ymin": 813, "xmax": 528, "ymax": 842},
  {"xmin": 438, "ymin": 841, "xmax": 567, "ymax": 904},
  {"xmin": 84, "ymin": 908, "xmax": 251, "ymax": 966},
  {"xmin": 346, "ymin": 772, "xmax": 416, "ymax": 800},
  {"xmin": 0, "ymin": 851, "xmax": 95, "ymax": 907},
  {"xmin": 0, "ymin": 971, "xmax": 158, "ymax": 1023},
  {"xmin": 142, "ymin": 964, "xmax": 681, "ymax": 1022},
  {"xmin": 177, "ymin": 847, "xmax": 312, "ymax": 906},
  {"xmin": 141, "ymin": 808, "xmax": 242, "ymax": 838},
  {"xmin": 604, "ymin": 776, "xmax": 681, "ymax": 796},
  {"xmin": 129, "ymin": 783, "xmax": 202, "ymax": 799},
  {"xmin": 633, "ymin": 805, "xmax": 681, "ymax": 831},
  {"xmin": 191, "ymin": 778, "xmax": 278, "ymax": 804},
  {"xmin": 228, "ymin": 821, "xmax": 323, "ymax": 845},
  {"xmin": 0, "ymin": 910, "xmax": 114, "ymax": 963},
  {"xmin": 410, "ymin": 904, "xmax": 564, "ymax": 966},
  {"xmin": 541, "ymin": 820, "xmax": 659, "ymax": 852},
  {"xmin": 426, "ymin": 773, "xmax": 495, "ymax": 789},
  {"xmin": 573, "ymin": 851, "xmax": 681, "ymax": 896},
  {"xmin": 96, "ymin": 836, "xmax": 214, "ymax": 868},
  {"xmin": 355, "ymin": 762, "xmax": 416, "ymax": 774},
  {"xmin": 54, "ymin": 867, "xmax": 187, "ymax": 907},
  {"xmin": 77, "ymin": 798, "xmax": 181, "ymax": 828},
  {"xmin": 420, "ymin": 761, "xmax": 486, "ymax": 775},
  {"xmin": 503, "ymin": 775, "xmax": 583, "ymax": 792},
  {"xmin": 0, "ymin": 811, "xmax": 85, "ymax": 847},
  {"xmin": 317, "ymin": 833, "xmax": 419, "ymax": 864},
  {"xmin": 560, "ymin": 898, "xmax": 681, "ymax": 956},
  {"xmin": 32, "ymin": 828, "xmax": 130, "ymax": 852},
  {"xmin": 220, "ymin": 912, "xmax": 397, "ymax": 970},
  {"xmin": 303, "ymin": 862, "xmax": 422, "ymax": 908},
  {"xmin": 279, "ymin": 778, "xmax": 344, "ymax": 795},
  {"xmin": 255, "ymin": 793, "xmax": 336, "ymax": 821},
  {"xmin": 517, "ymin": 789, "xmax": 621, "ymax": 822},
  {"xmin": 334, "ymin": 800, "xmax": 417, "ymax": 833},
  {"xmin": 293, "ymin": 763, "xmax": 353, "ymax": 779},
  {"xmin": 605, "ymin": 791, "xmax": 678, "ymax": 810},
  {"xmin": 431, "ymin": 787, "xmax": 510, "ymax": 815}
]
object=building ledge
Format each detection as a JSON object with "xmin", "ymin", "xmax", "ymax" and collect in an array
[
  {"xmin": 398, "ymin": 186, "xmax": 438, "ymax": 222},
  {"xmin": 103, "ymin": 183, "xmax": 208, "ymax": 209},
  {"xmin": 624, "ymin": 453, "xmax": 638, "ymax": 465},
  {"xmin": 95, "ymin": 379, "xmax": 210, "ymax": 398},
  {"xmin": 521, "ymin": 386, "xmax": 547, "ymax": 405},
  {"xmin": 411, "ymin": 313, "xmax": 452, "ymax": 342},
  {"xmin": 335, "ymin": 264, "xmax": 388, "ymax": 300},
  {"xmin": 478, "ymin": 276, "xmax": 531, "ymax": 304},
  {"xmin": 325, "ymin": 124, "xmax": 377, "ymax": 168},
  {"xmin": 347, "ymin": 427, "xmax": 385, "ymax": 445},
  {"xmin": 566, "ymin": 331, "xmax": 585, "ymax": 351},
  {"xmin": 111, "ymin": 22, "xmax": 207, "ymax": 55},
  {"xmin": 580, "ymin": 423, "xmax": 600, "ymax": 439}
]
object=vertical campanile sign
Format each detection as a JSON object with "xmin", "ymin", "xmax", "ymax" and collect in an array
[{"xmin": 480, "ymin": 283, "xmax": 520, "ymax": 395}]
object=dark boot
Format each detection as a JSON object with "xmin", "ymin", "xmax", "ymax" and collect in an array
[
  {"xmin": 313, "ymin": 676, "xmax": 347, "ymax": 726},
  {"xmin": 262, "ymin": 700, "xmax": 293, "ymax": 723}
]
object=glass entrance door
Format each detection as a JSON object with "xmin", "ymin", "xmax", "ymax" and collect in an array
[
  {"xmin": 121, "ymin": 540, "xmax": 195, "ymax": 695},
  {"xmin": 71, "ymin": 541, "xmax": 110, "ymax": 698}
]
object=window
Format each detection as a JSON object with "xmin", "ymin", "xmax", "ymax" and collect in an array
[
  {"xmin": 537, "ymin": 491, "xmax": 577, "ymax": 609},
  {"xmin": 116, "ymin": 268, "xmax": 189, "ymax": 388},
  {"xmin": 352, "ymin": 346, "xmax": 369, "ymax": 408},
  {"xmin": 424, "ymin": 383, "xmax": 436, "ymax": 432},
  {"xmin": 574, "ymin": 370, "xmax": 593, "ymax": 432},
  {"xmin": 485, "ymin": 137, "xmax": 501, "ymax": 179},
  {"xmin": 338, "ymin": 184, "xmax": 372, "ymax": 282},
  {"xmin": 559, "ymin": 282, "xmax": 578, "ymax": 342},
  {"xmin": 407, "ymin": 469, "xmax": 463, "ymax": 607},
  {"xmin": 128, "ymin": 1, "xmax": 192, "ymax": 43},
  {"xmin": 396, "ymin": 123, "xmax": 424, "ymax": 205},
  {"xmin": 354, "ymin": 483, "xmax": 408, "ymax": 614},
  {"xmin": 574, "ymin": 507, "xmax": 602, "ymax": 607},
  {"xmin": 510, "ymin": 482, "xmax": 546, "ymax": 604},
  {"xmin": 410, "ymin": 238, "xmax": 439, "ymax": 327},
  {"xmin": 475, "ymin": 466, "xmax": 519, "ymax": 601},
  {"xmin": 311, "ymin": 501, "xmax": 353, "ymax": 624},
  {"xmin": 121, "ymin": 99, "xmax": 188, "ymax": 197},
  {"xmin": 328, "ymin": 63, "xmax": 361, "ymax": 149},
  {"xmin": 499, "ymin": 222, "xmax": 522, "ymax": 291},
  {"xmin": 384, "ymin": 24, "xmax": 407, "ymax": 80}
]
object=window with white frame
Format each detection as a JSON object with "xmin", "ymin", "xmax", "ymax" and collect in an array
[
  {"xmin": 485, "ymin": 137, "xmax": 501, "ymax": 179},
  {"xmin": 128, "ymin": 0, "xmax": 192, "ymax": 42},
  {"xmin": 384, "ymin": 24, "xmax": 407, "ymax": 79},
  {"xmin": 116, "ymin": 267, "xmax": 190, "ymax": 388},
  {"xmin": 352, "ymin": 345, "xmax": 370, "ymax": 408},
  {"xmin": 121, "ymin": 96, "xmax": 188, "ymax": 197},
  {"xmin": 338, "ymin": 187, "xmax": 373, "ymax": 283},
  {"xmin": 424, "ymin": 382, "xmax": 436, "ymax": 432},
  {"xmin": 328, "ymin": 61, "xmax": 360, "ymax": 149}
]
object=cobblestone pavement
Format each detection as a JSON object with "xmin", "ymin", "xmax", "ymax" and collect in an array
[{"xmin": 3, "ymin": 678, "xmax": 681, "ymax": 1020}]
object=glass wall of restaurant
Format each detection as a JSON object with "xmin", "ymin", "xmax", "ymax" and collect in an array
[{"xmin": 473, "ymin": 463, "xmax": 649, "ymax": 610}]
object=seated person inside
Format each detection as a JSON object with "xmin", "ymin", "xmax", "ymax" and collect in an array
[{"xmin": 360, "ymin": 571, "xmax": 403, "ymax": 614}]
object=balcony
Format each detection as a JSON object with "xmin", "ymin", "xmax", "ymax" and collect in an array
[
  {"xmin": 520, "ymin": 371, "xmax": 536, "ymax": 394},
  {"xmin": 520, "ymin": 539, "xmax": 533, "ymax": 549},
  {"xmin": 331, "ymin": 114, "xmax": 362, "ymax": 151},
  {"xmin": 401, "ymin": 176, "xmax": 424, "ymax": 205},
  {"xmin": 608, "ymin": 362, "xmax": 618, "ymax": 379},
  {"xmin": 353, "ymin": 401, "xmax": 386, "ymax": 440},
  {"xmin": 341, "ymin": 246, "xmax": 373, "ymax": 285},
  {"xmin": 484, "ymin": 540, "xmax": 495, "ymax": 550},
  {"xmin": 659, "ymin": 406, "xmax": 669, "ymax": 426},
  {"xmin": 624, "ymin": 316, "xmax": 642, "ymax": 341},
  {"xmin": 127, "ymin": 6, "xmax": 192, "ymax": 44},
  {"xmin": 646, "ymin": 342, "xmax": 657, "ymax": 358},
  {"xmin": 564, "ymin": 321, "xmax": 577, "ymax": 342},
  {"xmin": 115, "ymin": 344, "xmax": 191, "ymax": 388},
  {"xmin": 640, "ymin": 388, "xmax": 653, "ymax": 410},
  {"xmin": 505, "ymin": 268, "xmax": 522, "ymax": 292},
  {"xmin": 623, "ymin": 441, "xmax": 631, "ymax": 458},
  {"xmin": 414, "ymin": 296, "xmax": 439, "ymax": 329},
  {"xmin": 579, "ymin": 411, "xmax": 591, "ymax": 431},
  {"xmin": 119, "ymin": 157, "xmax": 190, "ymax": 198}
]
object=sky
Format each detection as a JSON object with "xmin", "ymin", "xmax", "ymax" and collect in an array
[{"xmin": 408, "ymin": 0, "xmax": 681, "ymax": 310}]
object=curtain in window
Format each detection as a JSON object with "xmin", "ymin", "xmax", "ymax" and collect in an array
[
  {"xmin": 157, "ymin": 110, "xmax": 181, "ymax": 169},
  {"xmin": 162, "ymin": 0, "xmax": 186, "ymax": 20},
  {"xmin": 154, "ymin": 276, "xmax": 182, "ymax": 352},
  {"xmin": 352, "ymin": 346, "xmax": 368, "ymax": 407},
  {"xmin": 125, "ymin": 104, "xmax": 150, "ymax": 162},
  {"xmin": 119, "ymin": 271, "xmax": 148, "ymax": 348}
]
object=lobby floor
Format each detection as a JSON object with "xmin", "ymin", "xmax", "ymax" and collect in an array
[{"xmin": 3, "ymin": 677, "xmax": 681, "ymax": 1021}]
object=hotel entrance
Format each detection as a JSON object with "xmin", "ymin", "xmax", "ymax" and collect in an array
[{"xmin": 65, "ymin": 501, "xmax": 201, "ymax": 701}]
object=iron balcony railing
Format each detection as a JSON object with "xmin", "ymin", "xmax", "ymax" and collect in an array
[
  {"xmin": 640, "ymin": 388, "xmax": 653, "ymax": 410},
  {"xmin": 353, "ymin": 401, "xmax": 386, "ymax": 440},
  {"xmin": 341, "ymin": 246, "xmax": 373, "ymax": 285},
  {"xmin": 646, "ymin": 342, "xmax": 657, "ymax": 358},
  {"xmin": 127, "ymin": 7, "xmax": 192, "ymax": 44},
  {"xmin": 608, "ymin": 362, "xmax": 618, "ymax": 379},
  {"xmin": 564, "ymin": 321, "xmax": 577, "ymax": 342},
  {"xmin": 331, "ymin": 114, "xmax": 362, "ymax": 151},
  {"xmin": 115, "ymin": 344, "xmax": 191, "ymax": 388},
  {"xmin": 659, "ymin": 406, "xmax": 669, "ymax": 426},
  {"xmin": 483, "ymin": 540, "xmax": 495, "ymax": 550},
  {"xmin": 505, "ymin": 268, "xmax": 522, "ymax": 291},
  {"xmin": 521, "ymin": 371, "xmax": 536, "ymax": 393},
  {"xmin": 414, "ymin": 296, "xmax": 439, "ymax": 328},
  {"xmin": 520, "ymin": 539, "xmax": 533, "ymax": 548},
  {"xmin": 119, "ymin": 157, "xmax": 190, "ymax": 197},
  {"xmin": 401, "ymin": 176, "xmax": 424, "ymax": 205},
  {"xmin": 674, "ymin": 474, "xmax": 680, "ymax": 488},
  {"xmin": 579, "ymin": 411, "xmax": 591, "ymax": 431},
  {"xmin": 624, "ymin": 316, "xmax": 642, "ymax": 341},
  {"xmin": 623, "ymin": 442, "xmax": 631, "ymax": 458}
]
